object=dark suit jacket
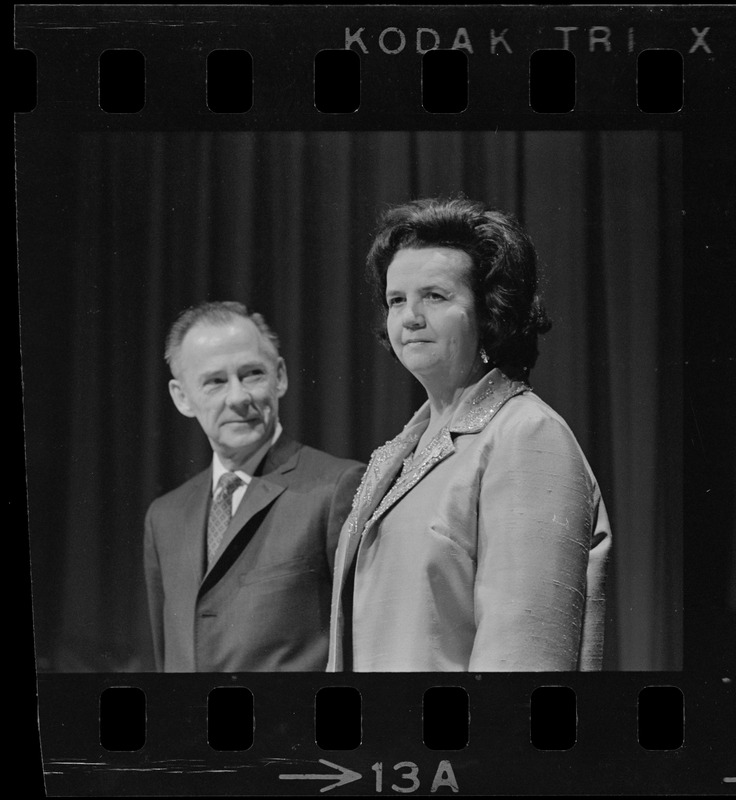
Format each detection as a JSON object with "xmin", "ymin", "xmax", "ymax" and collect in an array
[{"xmin": 144, "ymin": 434, "xmax": 364, "ymax": 672}]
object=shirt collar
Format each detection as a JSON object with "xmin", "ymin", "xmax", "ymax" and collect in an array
[{"xmin": 211, "ymin": 421, "xmax": 283, "ymax": 495}]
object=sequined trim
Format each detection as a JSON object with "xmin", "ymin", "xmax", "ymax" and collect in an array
[
  {"xmin": 452, "ymin": 381, "xmax": 527, "ymax": 433},
  {"xmin": 367, "ymin": 427, "xmax": 454, "ymax": 527},
  {"xmin": 347, "ymin": 430, "xmax": 420, "ymax": 536}
]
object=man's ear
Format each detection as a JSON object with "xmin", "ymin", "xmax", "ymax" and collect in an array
[
  {"xmin": 168, "ymin": 379, "xmax": 196, "ymax": 418},
  {"xmin": 275, "ymin": 357, "xmax": 288, "ymax": 399}
]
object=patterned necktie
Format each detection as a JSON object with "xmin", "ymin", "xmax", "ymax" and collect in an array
[{"xmin": 207, "ymin": 472, "xmax": 243, "ymax": 568}]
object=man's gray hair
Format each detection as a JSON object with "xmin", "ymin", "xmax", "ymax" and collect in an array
[{"xmin": 165, "ymin": 301, "xmax": 281, "ymax": 375}]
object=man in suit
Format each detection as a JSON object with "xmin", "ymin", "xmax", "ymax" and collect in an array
[{"xmin": 144, "ymin": 301, "xmax": 364, "ymax": 671}]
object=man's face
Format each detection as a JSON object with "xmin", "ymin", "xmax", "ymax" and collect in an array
[{"xmin": 169, "ymin": 316, "xmax": 287, "ymax": 469}]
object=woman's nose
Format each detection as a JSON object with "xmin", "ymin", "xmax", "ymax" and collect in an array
[{"xmin": 402, "ymin": 299, "xmax": 425, "ymax": 328}]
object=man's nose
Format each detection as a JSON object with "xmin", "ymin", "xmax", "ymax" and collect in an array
[{"xmin": 225, "ymin": 378, "xmax": 252, "ymax": 407}]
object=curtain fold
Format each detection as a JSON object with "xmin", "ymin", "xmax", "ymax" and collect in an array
[{"xmin": 22, "ymin": 130, "xmax": 682, "ymax": 671}]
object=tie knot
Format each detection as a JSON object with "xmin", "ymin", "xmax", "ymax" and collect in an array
[{"xmin": 216, "ymin": 471, "xmax": 243, "ymax": 499}]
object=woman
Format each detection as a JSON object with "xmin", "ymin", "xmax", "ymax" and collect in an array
[{"xmin": 328, "ymin": 197, "xmax": 611, "ymax": 672}]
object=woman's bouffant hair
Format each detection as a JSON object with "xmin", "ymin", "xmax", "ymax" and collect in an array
[{"xmin": 366, "ymin": 196, "xmax": 552, "ymax": 374}]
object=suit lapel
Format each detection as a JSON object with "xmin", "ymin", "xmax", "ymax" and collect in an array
[
  {"xmin": 211, "ymin": 478, "xmax": 286, "ymax": 566},
  {"xmin": 199, "ymin": 435, "xmax": 300, "ymax": 595}
]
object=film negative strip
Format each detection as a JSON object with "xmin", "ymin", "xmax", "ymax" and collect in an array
[{"xmin": 15, "ymin": 4, "xmax": 735, "ymax": 796}]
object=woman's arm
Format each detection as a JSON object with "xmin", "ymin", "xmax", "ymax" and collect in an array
[{"xmin": 469, "ymin": 411, "xmax": 608, "ymax": 671}]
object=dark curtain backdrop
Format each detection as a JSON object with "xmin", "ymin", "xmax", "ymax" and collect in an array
[{"xmin": 21, "ymin": 130, "xmax": 683, "ymax": 672}]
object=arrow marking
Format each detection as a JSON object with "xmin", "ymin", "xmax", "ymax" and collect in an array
[{"xmin": 279, "ymin": 759, "xmax": 362, "ymax": 793}]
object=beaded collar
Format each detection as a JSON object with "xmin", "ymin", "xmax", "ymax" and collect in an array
[{"xmin": 345, "ymin": 369, "xmax": 528, "ymax": 538}]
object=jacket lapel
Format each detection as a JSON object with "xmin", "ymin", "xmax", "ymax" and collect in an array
[
  {"xmin": 366, "ymin": 427, "xmax": 457, "ymax": 527},
  {"xmin": 211, "ymin": 478, "xmax": 285, "ymax": 566},
  {"xmin": 337, "ymin": 416, "xmax": 424, "ymax": 578},
  {"xmin": 448, "ymin": 368, "xmax": 529, "ymax": 436},
  {"xmin": 353, "ymin": 424, "xmax": 424, "ymax": 534},
  {"xmin": 199, "ymin": 434, "xmax": 300, "ymax": 593}
]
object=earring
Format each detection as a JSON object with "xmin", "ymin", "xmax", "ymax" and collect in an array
[{"xmin": 479, "ymin": 347, "xmax": 489, "ymax": 365}]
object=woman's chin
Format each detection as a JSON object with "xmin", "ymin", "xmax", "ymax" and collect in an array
[
  {"xmin": 401, "ymin": 360, "xmax": 449, "ymax": 388},
  {"xmin": 400, "ymin": 353, "xmax": 437, "ymax": 374}
]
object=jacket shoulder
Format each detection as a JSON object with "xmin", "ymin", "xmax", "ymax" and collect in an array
[
  {"xmin": 147, "ymin": 468, "xmax": 209, "ymax": 516},
  {"xmin": 467, "ymin": 391, "xmax": 589, "ymax": 468},
  {"xmin": 487, "ymin": 391, "xmax": 601, "ymax": 493},
  {"xmin": 491, "ymin": 390, "xmax": 576, "ymax": 434}
]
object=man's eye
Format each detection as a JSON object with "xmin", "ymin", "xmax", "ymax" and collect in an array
[
  {"xmin": 427, "ymin": 292, "xmax": 445, "ymax": 301},
  {"xmin": 387, "ymin": 297, "xmax": 404, "ymax": 306}
]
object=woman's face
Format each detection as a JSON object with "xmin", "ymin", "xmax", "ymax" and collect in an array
[{"xmin": 385, "ymin": 247, "xmax": 480, "ymax": 392}]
